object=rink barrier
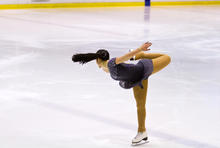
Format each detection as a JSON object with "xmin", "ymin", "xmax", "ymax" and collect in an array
[
  {"xmin": 0, "ymin": 1, "xmax": 220, "ymax": 9},
  {"xmin": 151, "ymin": 1, "xmax": 220, "ymax": 6},
  {"xmin": 0, "ymin": 2, "xmax": 144, "ymax": 9}
]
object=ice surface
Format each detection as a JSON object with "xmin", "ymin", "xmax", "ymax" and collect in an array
[{"xmin": 0, "ymin": 6, "xmax": 220, "ymax": 148}]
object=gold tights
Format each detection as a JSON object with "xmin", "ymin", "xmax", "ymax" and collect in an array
[{"xmin": 133, "ymin": 52, "xmax": 171, "ymax": 132}]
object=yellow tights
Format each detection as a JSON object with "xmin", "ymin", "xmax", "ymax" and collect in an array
[{"xmin": 133, "ymin": 51, "xmax": 171, "ymax": 132}]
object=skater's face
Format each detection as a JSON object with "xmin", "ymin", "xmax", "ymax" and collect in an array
[
  {"xmin": 96, "ymin": 58, "xmax": 109, "ymax": 73},
  {"xmin": 96, "ymin": 58, "xmax": 102, "ymax": 68}
]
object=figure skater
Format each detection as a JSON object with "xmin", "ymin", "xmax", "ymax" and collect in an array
[{"xmin": 72, "ymin": 42, "xmax": 171, "ymax": 144}]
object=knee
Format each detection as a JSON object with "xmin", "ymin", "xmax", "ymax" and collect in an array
[
  {"xmin": 165, "ymin": 54, "xmax": 171, "ymax": 64},
  {"xmin": 136, "ymin": 104, "xmax": 146, "ymax": 110},
  {"xmin": 137, "ymin": 106, "xmax": 146, "ymax": 113}
]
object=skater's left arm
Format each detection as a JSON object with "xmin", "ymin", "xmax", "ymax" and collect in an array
[{"xmin": 115, "ymin": 42, "xmax": 151, "ymax": 65}]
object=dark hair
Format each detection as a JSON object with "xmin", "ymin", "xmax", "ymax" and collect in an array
[{"xmin": 72, "ymin": 49, "xmax": 109, "ymax": 65}]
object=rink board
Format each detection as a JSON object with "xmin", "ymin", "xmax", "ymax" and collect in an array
[
  {"xmin": 0, "ymin": 0, "xmax": 220, "ymax": 9},
  {"xmin": 0, "ymin": 2, "xmax": 145, "ymax": 9}
]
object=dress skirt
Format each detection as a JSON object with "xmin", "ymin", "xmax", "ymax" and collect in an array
[{"xmin": 119, "ymin": 59, "xmax": 153, "ymax": 89}]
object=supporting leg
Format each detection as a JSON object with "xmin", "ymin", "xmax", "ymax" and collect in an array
[
  {"xmin": 133, "ymin": 79, "xmax": 148, "ymax": 132},
  {"xmin": 132, "ymin": 51, "xmax": 171, "ymax": 132}
]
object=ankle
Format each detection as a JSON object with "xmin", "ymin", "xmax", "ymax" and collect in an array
[
  {"xmin": 138, "ymin": 129, "xmax": 146, "ymax": 133},
  {"xmin": 135, "ymin": 51, "xmax": 145, "ymax": 60}
]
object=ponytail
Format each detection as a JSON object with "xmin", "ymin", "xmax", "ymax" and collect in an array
[
  {"xmin": 72, "ymin": 53, "xmax": 98, "ymax": 64},
  {"xmin": 72, "ymin": 49, "xmax": 109, "ymax": 65}
]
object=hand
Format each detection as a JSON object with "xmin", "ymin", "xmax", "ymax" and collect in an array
[{"xmin": 139, "ymin": 42, "xmax": 152, "ymax": 51}]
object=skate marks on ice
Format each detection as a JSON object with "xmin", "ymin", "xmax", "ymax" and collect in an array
[
  {"xmin": 19, "ymin": 98, "xmax": 219, "ymax": 148},
  {"xmin": 0, "ymin": 15, "xmax": 127, "ymax": 38},
  {"xmin": 150, "ymin": 130, "xmax": 219, "ymax": 148},
  {"xmin": 19, "ymin": 97, "xmax": 136, "ymax": 130}
]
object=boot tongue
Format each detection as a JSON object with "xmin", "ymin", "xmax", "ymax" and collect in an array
[{"xmin": 135, "ymin": 132, "xmax": 142, "ymax": 138}]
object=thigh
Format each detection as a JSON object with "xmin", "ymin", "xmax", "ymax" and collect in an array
[
  {"xmin": 133, "ymin": 79, "xmax": 148, "ymax": 107},
  {"xmin": 152, "ymin": 55, "xmax": 171, "ymax": 74}
]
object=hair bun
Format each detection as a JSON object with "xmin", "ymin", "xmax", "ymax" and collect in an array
[{"xmin": 96, "ymin": 49, "xmax": 109, "ymax": 61}]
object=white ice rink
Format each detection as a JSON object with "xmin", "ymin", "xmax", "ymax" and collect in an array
[{"xmin": 0, "ymin": 6, "xmax": 220, "ymax": 148}]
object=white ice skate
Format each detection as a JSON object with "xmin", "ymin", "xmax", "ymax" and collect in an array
[{"xmin": 131, "ymin": 131, "xmax": 148, "ymax": 146}]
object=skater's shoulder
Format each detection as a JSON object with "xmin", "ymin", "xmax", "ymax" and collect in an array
[{"xmin": 108, "ymin": 57, "xmax": 117, "ymax": 67}]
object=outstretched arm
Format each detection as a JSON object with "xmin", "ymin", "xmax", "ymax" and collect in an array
[{"xmin": 115, "ymin": 42, "xmax": 152, "ymax": 65}]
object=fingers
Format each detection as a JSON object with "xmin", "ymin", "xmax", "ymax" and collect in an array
[
  {"xmin": 145, "ymin": 41, "xmax": 151, "ymax": 44},
  {"xmin": 143, "ymin": 42, "xmax": 152, "ymax": 48},
  {"xmin": 143, "ymin": 48, "xmax": 150, "ymax": 51},
  {"xmin": 139, "ymin": 42, "xmax": 152, "ymax": 51},
  {"xmin": 146, "ymin": 42, "xmax": 152, "ymax": 46}
]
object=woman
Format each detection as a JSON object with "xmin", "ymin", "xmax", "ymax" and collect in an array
[{"xmin": 72, "ymin": 42, "xmax": 171, "ymax": 144}]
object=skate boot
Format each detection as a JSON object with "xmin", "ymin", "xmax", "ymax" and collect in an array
[
  {"xmin": 129, "ymin": 49, "xmax": 135, "ymax": 61},
  {"xmin": 132, "ymin": 131, "xmax": 148, "ymax": 145}
]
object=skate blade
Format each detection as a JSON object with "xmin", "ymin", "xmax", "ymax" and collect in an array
[{"xmin": 131, "ymin": 140, "xmax": 149, "ymax": 146}]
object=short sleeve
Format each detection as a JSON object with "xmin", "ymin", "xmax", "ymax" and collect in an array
[{"xmin": 107, "ymin": 57, "xmax": 117, "ymax": 68}]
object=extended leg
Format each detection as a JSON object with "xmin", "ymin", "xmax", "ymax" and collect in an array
[
  {"xmin": 133, "ymin": 79, "xmax": 148, "ymax": 132},
  {"xmin": 135, "ymin": 51, "xmax": 164, "ymax": 60},
  {"xmin": 135, "ymin": 51, "xmax": 171, "ymax": 74}
]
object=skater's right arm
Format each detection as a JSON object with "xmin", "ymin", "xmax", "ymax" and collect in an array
[{"xmin": 115, "ymin": 42, "xmax": 152, "ymax": 65}]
